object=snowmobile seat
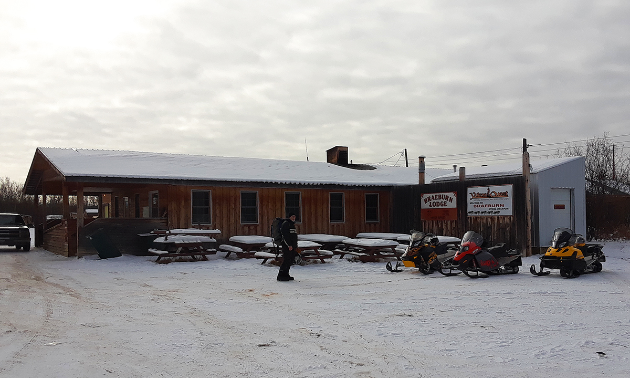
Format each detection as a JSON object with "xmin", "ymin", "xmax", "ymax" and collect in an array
[{"xmin": 487, "ymin": 243, "xmax": 508, "ymax": 257}]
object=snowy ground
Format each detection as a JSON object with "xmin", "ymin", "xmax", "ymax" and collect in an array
[{"xmin": 1, "ymin": 242, "xmax": 629, "ymax": 378}]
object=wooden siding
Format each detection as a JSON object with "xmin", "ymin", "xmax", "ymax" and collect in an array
[{"xmin": 106, "ymin": 184, "xmax": 392, "ymax": 242}]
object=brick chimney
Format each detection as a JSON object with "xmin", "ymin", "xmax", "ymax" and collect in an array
[{"xmin": 326, "ymin": 146, "xmax": 349, "ymax": 165}]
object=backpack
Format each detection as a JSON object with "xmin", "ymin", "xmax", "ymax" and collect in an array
[{"xmin": 271, "ymin": 217, "xmax": 286, "ymax": 244}]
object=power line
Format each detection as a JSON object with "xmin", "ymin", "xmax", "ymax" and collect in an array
[{"xmin": 375, "ymin": 132, "xmax": 630, "ymax": 168}]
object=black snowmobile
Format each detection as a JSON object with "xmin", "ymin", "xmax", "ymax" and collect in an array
[
  {"xmin": 530, "ymin": 228, "xmax": 605, "ymax": 278},
  {"xmin": 386, "ymin": 231, "xmax": 459, "ymax": 274},
  {"xmin": 443, "ymin": 231, "xmax": 522, "ymax": 278}
]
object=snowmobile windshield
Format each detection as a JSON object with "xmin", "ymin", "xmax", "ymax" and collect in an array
[
  {"xmin": 410, "ymin": 232, "xmax": 426, "ymax": 247},
  {"xmin": 568, "ymin": 234, "xmax": 586, "ymax": 245},
  {"xmin": 551, "ymin": 228, "xmax": 573, "ymax": 248},
  {"xmin": 461, "ymin": 231, "xmax": 484, "ymax": 248}
]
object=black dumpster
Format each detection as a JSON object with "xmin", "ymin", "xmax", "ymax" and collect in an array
[{"xmin": 88, "ymin": 228, "xmax": 122, "ymax": 259}]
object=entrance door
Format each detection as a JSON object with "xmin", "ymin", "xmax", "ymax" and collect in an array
[{"xmin": 550, "ymin": 188, "xmax": 574, "ymax": 231}]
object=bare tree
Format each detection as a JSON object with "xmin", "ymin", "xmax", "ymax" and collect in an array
[
  {"xmin": 0, "ymin": 177, "xmax": 93, "ymax": 217},
  {"xmin": 557, "ymin": 134, "xmax": 630, "ymax": 239},
  {"xmin": 557, "ymin": 134, "xmax": 630, "ymax": 195}
]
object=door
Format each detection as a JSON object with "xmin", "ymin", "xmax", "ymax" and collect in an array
[{"xmin": 550, "ymin": 188, "xmax": 574, "ymax": 231}]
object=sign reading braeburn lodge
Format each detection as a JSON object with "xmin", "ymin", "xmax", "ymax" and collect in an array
[
  {"xmin": 467, "ymin": 184, "xmax": 513, "ymax": 216},
  {"xmin": 421, "ymin": 192, "xmax": 457, "ymax": 220}
]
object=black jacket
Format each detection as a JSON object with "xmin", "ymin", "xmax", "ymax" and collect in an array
[{"xmin": 281, "ymin": 219, "xmax": 298, "ymax": 249}]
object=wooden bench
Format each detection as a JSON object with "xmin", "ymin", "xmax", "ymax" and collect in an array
[{"xmin": 254, "ymin": 250, "xmax": 281, "ymax": 264}]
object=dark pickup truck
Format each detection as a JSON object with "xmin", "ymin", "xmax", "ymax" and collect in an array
[{"xmin": 0, "ymin": 213, "xmax": 32, "ymax": 251}]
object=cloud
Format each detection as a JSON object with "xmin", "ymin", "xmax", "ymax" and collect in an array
[{"xmin": 1, "ymin": 0, "xmax": 630, "ymax": 182}]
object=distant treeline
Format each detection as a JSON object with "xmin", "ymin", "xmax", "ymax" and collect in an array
[{"xmin": 0, "ymin": 177, "xmax": 69, "ymax": 218}]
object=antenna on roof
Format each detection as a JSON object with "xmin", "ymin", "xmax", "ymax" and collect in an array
[{"xmin": 305, "ymin": 138, "xmax": 309, "ymax": 162}]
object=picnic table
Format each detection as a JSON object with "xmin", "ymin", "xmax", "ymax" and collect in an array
[
  {"xmin": 298, "ymin": 234, "xmax": 349, "ymax": 251},
  {"xmin": 144, "ymin": 228, "xmax": 221, "ymax": 238},
  {"xmin": 256, "ymin": 240, "xmax": 334, "ymax": 264},
  {"xmin": 148, "ymin": 235, "xmax": 217, "ymax": 263},
  {"xmin": 356, "ymin": 232, "xmax": 411, "ymax": 241},
  {"xmin": 338, "ymin": 238, "xmax": 401, "ymax": 262},
  {"xmin": 220, "ymin": 235, "xmax": 273, "ymax": 258}
]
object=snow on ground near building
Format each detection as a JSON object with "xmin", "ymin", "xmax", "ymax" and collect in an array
[{"xmin": 1, "ymin": 242, "xmax": 629, "ymax": 378}]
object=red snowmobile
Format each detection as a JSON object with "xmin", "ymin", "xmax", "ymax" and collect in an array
[{"xmin": 440, "ymin": 231, "xmax": 522, "ymax": 278}]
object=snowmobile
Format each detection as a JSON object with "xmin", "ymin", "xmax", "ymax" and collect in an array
[
  {"xmin": 444, "ymin": 231, "xmax": 522, "ymax": 278},
  {"xmin": 530, "ymin": 228, "xmax": 605, "ymax": 278},
  {"xmin": 386, "ymin": 231, "xmax": 459, "ymax": 274}
]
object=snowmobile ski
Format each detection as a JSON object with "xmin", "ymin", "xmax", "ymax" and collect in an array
[{"xmin": 386, "ymin": 261, "xmax": 403, "ymax": 272}]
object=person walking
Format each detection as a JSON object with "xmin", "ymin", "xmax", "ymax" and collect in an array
[{"xmin": 277, "ymin": 213, "xmax": 298, "ymax": 281}]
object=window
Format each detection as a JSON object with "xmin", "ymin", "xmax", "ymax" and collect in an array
[
  {"xmin": 365, "ymin": 193, "xmax": 379, "ymax": 222},
  {"xmin": 149, "ymin": 191, "xmax": 159, "ymax": 218},
  {"xmin": 134, "ymin": 194, "xmax": 140, "ymax": 218},
  {"xmin": 285, "ymin": 192, "xmax": 301, "ymax": 222},
  {"xmin": 241, "ymin": 191, "xmax": 258, "ymax": 224},
  {"xmin": 192, "ymin": 190, "xmax": 212, "ymax": 224},
  {"xmin": 330, "ymin": 193, "xmax": 344, "ymax": 223}
]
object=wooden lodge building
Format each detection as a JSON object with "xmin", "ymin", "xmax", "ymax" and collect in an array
[{"xmin": 23, "ymin": 146, "xmax": 586, "ymax": 257}]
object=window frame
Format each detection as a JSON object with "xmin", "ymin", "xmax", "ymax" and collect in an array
[
  {"xmin": 191, "ymin": 190, "xmax": 212, "ymax": 225},
  {"xmin": 284, "ymin": 191, "xmax": 302, "ymax": 222},
  {"xmin": 240, "ymin": 191, "xmax": 259, "ymax": 224},
  {"xmin": 329, "ymin": 192, "xmax": 345, "ymax": 223},
  {"xmin": 149, "ymin": 191, "xmax": 159, "ymax": 218},
  {"xmin": 365, "ymin": 193, "xmax": 379, "ymax": 223}
]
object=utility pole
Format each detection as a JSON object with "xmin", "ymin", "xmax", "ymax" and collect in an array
[
  {"xmin": 612, "ymin": 144, "xmax": 616, "ymax": 181},
  {"xmin": 404, "ymin": 149, "xmax": 408, "ymax": 167},
  {"xmin": 522, "ymin": 138, "xmax": 532, "ymax": 257}
]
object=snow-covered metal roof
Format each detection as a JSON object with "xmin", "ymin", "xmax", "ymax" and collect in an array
[
  {"xmin": 430, "ymin": 156, "xmax": 584, "ymax": 182},
  {"xmin": 36, "ymin": 147, "xmax": 452, "ymax": 187}
]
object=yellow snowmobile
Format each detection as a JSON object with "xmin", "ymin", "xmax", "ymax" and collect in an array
[
  {"xmin": 530, "ymin": 228, "xmax": 605, "ymax": 278},
  {"xmin": 386, "ymin": 231, "xmax": 459, "ymax": 274}
]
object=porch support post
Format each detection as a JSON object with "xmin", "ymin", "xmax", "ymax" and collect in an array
[
  {"xmin": 33, "ymin": 193, "xmax": 39, "ymax": 224},
  {"xmin": 98, "ymin": 195, "xmax": 103, "ymax": 218},
  {"xmin": 77, "ymin": 185, "xmax": 84, "ymax": 259},
  {"xmin": 62, "ymin": 184, "xmax": 70, "ymax": 220},
  {"xmin": 41, "ymin": 191, "xmax": 47, "ymax": 231}
]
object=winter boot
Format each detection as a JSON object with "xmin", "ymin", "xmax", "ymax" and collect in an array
[{"xmin": 277, "ymin": 271, "xmax": 294, "ymax": 281}]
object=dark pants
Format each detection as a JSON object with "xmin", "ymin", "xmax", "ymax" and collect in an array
[{"xmin": 278, "ymin": 245, "xmax": 297, "ymax": 277}]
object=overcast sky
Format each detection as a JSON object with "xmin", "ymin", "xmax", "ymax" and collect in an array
[{"xmin": 2, "ymin": 0, "xmax": 629, "ymax": 182}]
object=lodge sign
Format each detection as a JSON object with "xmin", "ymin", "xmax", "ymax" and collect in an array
[
  {"xmin": 421, "ymin": 192, "xmax": 457, "ymax": 220},
  {"xmin": 467, "ymin": 184, "xmax": 513, "ymax": 216}
]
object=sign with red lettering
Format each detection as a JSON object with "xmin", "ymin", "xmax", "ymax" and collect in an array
[
  {"xmin": 421, "ymin": 192, "xmax": 457, "ymax": 220},
  {"xmin": 467, "ymin": 184, "xmax": 513, "ymax": 216}
]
